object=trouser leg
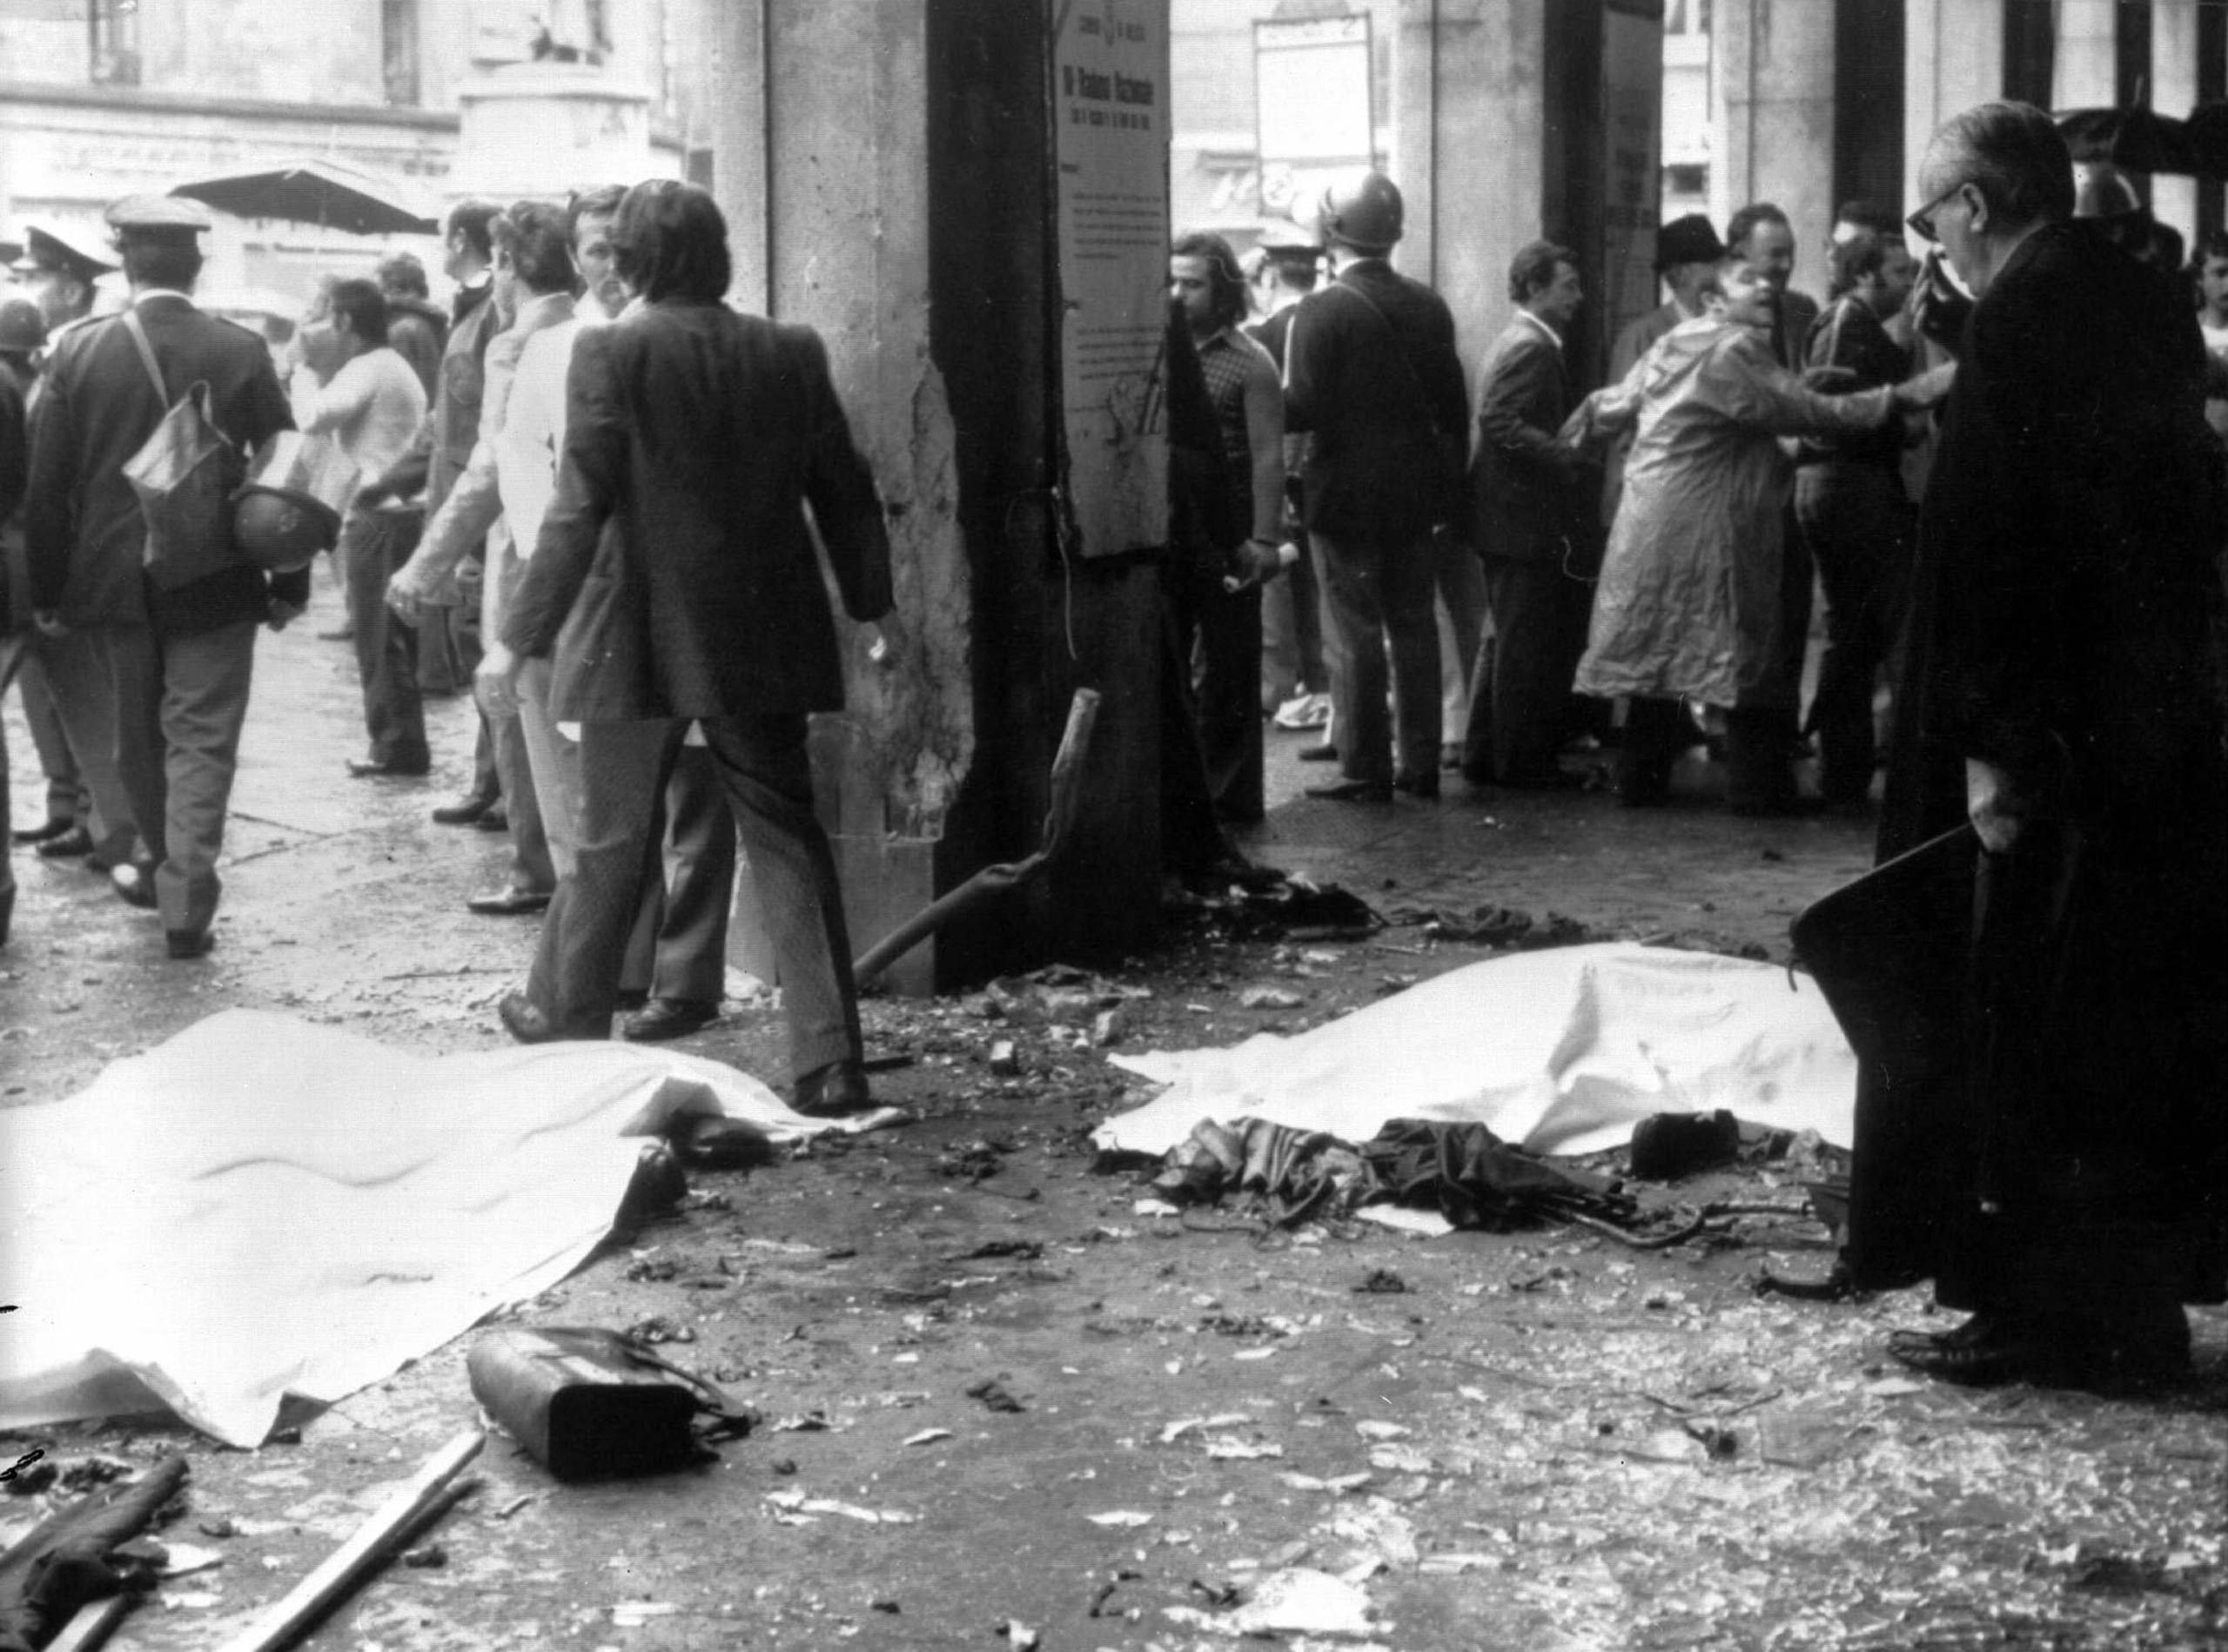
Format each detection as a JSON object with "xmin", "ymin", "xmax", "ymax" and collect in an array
[
  {"xmin": 1434, "ymin": 533, "xmax": 1486, "ymax": 749},
  {"xmin": 1192, "ymin": 578, "xmax": 1264, "ymax": 823},
  {"xmin": 1380, "ymin": 532, "xmax": 1443, "ymax": 782},
  {"xmin": 651, "ymin": 743, "xmax": 738, "ymax": 1004},
  {"xmin": 105, "ymin": 627, "xmax": 168, "ymax": 868},
  {"xmin": 700, "ymin": 713, "xmax": 860, "ymax": 1081},
  {"xmin": 37, "ymin": 629, "xmax": 139, "ymax": 863},
  {"xmin": 149, "ymin": 621, "xmax": 257, "ymax": 937},
  {"xmin": 1312, "ymin": 531, "xmax": 1389, "ymax": 785},
  {"xmin": 15, "ymin": 647, "xmax": 82, "ymax": 825},
  {"xmin": 1617, "ymin": 695, "xmax": 1684, "ymax": 802},
  {"xmin": 529, "ymin": 717, "xmax": 679, "ymax": 1038},
  {"xmin": 492, "ymin": 699, "xmax": 554, "ymax": 893},
  {"xmin": 1470, "ymin": 555, "xmax": 1578, "ymax": 782},
  {"xmin": 514, "ymin": 657, "xmax": 579, "ymax": 879},
  {"xmin": 1724, "ymin": 704, "xmax": 1798, "ymax": 811},
  {"xmin": 1797, "ymin": 465, "xmax": 1912, "ymax": 806},
  {"xmin": 345, "ymin": 507, "xmax": 429, "ymax": 771}
]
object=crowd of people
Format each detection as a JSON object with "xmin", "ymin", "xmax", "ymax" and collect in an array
[
  {"xmin": 1, "ymin": 99, "xmax": 2223, "ymax": 1388},
  {"xmin": 0, "ymin": 180, "xmax": 895, "ymax": 1118},
  {"xmin": 1159, "ymin": 103, "xmax": 2224, "ymax": 1387}
]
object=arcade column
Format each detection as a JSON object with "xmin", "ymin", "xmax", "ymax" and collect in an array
[
  {"xmin": 1711, "ymin": 0, "xmax": 1837, "ymax": 300},
  {"xmin": 710, "ymin": 1, "xmax": 1171, "ymax": 993}
]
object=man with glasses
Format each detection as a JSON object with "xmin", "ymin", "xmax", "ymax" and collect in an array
[{"xmin": 1845, "ymin": 102, "xmax": 2227, "ymax": 1388}]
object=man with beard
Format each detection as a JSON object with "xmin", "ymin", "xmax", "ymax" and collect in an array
[{"xmin": 1842, "ymin": 102, "xmax": 2227, "ymax": 1386}]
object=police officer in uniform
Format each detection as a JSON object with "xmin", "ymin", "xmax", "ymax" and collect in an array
[
  {"xmin": 7, "ymin": 225, "xmax": 142, "ymax": 872},
  {"xmin": 23, "ymin": 196, "xmax": 297, "ymax": 958}
]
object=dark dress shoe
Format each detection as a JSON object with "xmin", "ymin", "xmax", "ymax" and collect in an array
[
  {"xmin": 431, "ymin": 796, "xmax": 494, "ymax": 826},
  {"xmin": 111, "ymin": 862, "xmax": 158, "ymax": 910},
  {"xmin": 623, "ymin": 997, "xmax": 721, "ymax": 1043},
  {"xmin": 14, "ymin": 816, "xmax": 75, "ymax": 846},
  {"xmin": 474, "ymin": 805, "xmax": 510, "ymax": 833},
  {"xmin": 347, "ymin": 757, "xmax": 431, "ymax": 778},
  {"xmin": 166, "ymin": 929, "xmax": 215, "ymax": 960},
  {"xmin": 1305, "ymin": 777, "xmax": 1393, "ymax": 803},
  {"xmin": 466, "ymin": 886, "xmax": 553, "ymax": 917},
  {"xmin": 1392, "ymin": 771, "xmax": 1439, "ymax": 801},
  {"xmin": 791, "ymin": 1058, "xmax": 873, "ymax": 1117},
  {"xmin": 1298, "ymin": 742, "xmax": 1339, "ymax": 763},
  {"xmin": 497, "ymin": 991, "xmax": 567, "ymax": 1044},
  {"xmin": 615, "ymin": 988, "xmax": 650, "ymax": 1011},
  {"xmin": 35, "ymin": 824, "xmax": 96, "ymax": 859}
]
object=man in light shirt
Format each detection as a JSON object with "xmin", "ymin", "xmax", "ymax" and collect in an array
[
  {"xmin": 294, "ymin": 278, "xmax": 430, "ymax": 776},
  {"xmin": 386, "ymin": 201, "xmax": 575, "ymax": 915}
]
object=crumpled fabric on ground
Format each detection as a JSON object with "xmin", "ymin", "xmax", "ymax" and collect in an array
[
  {"xmin": 1359, "ymin": 1119, "xmax": 1636, "ymax": 1232},
  {"xmin": 0, "ymin": 1455, "xmax": 184, "ymax": 1652},
  {"xmin": 1150, "ymin": 1117, "xmax": 1364, "ymax": 1216}
]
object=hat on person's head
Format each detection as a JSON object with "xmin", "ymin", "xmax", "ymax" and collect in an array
[
  {"xmin": 104, "ymin": 194, "xmax": 214, "ymax": 245},
  {"xmin": 0, "ymin": 297, "xmax": 46, "ymax": 356},
  {"xmin": 13, "ymin": 223, "xmax": 119, "ymax": 284},
  {"xmin": 1654, "ymin": 213, "xmax": 1725, "ymax": 272}
]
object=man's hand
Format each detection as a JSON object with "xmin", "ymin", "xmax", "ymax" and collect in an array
[
  {"xmin": 866, "ymin": 616, "xmax": 900, "ymax": 669},
  {"xmin": 475, "ymin": 640, "xmax": 523, "ymax": 718},
  {"xmin": 1965, "ymin": 758, "xmax": 2030, "ymax": 855},
  {"xmin": 1892, "ymin": 362, "xmax": 1957, "ymax": 413},
  {"xmin": 31, "ymin": 609, "xmax": 68, "ymax": 640},
  {"xmin": 266, "ymin": 600, "xmax": 304, "ymax": 635}
]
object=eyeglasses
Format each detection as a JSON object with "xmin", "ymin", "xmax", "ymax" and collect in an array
[{"xmin": 1906, "ymin": 181, "xmax": 1968, "ymax": 244}]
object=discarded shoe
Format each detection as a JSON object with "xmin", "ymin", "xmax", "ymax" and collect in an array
[{"xmin": 623, "ymin": 997, "xmax": 720, "ymax": 1042}]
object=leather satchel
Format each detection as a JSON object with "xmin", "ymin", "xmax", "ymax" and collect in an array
[{"xmin": 117, "ymin": 309, "xmax": 249, "ymax": 591}]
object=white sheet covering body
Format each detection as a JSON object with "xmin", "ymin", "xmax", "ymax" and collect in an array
[
  {"xmin": 0, "ymin": 1011, "xmax": 832, "ymax": 1447},
  {"xmin": 1095, "ymin": 944, "xmax": 1856, "ymax": 1159}
]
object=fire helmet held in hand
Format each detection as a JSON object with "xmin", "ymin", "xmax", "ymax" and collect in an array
[{"xmin": 1315, "ymin": 170, "xmax": 1404, "ymax": 254}]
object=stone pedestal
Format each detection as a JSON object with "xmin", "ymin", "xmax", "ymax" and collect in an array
[{"xmin": 449, "ymin": 61, "xmax": 676, "ymax": 202}]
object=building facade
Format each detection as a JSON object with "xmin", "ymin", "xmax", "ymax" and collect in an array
[{"xmin": 0, "ymin": 0, "xmax": 715, "ymax": 305}]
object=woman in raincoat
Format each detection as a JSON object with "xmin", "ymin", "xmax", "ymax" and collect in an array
[{"xmin": 1561, "ymin": 255, "xmax": 1945, "ymax": 809}]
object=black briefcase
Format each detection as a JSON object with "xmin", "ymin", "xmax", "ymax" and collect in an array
[{"xmin": 1789, "ymin": 824, "xmax": 1976, "ymax": 1071}]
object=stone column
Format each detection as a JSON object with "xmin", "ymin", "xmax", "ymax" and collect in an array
[
  {"xmin": 448, "ymin": 63, "xmax": 673, "ymax": 202},
  {"xmin": 1711, "ymin": 0, "xmax": 1836, "ymax": 301},
  {"xmin": 2153, "ymin": 3, "xmax": 2200, "ymax": 249},
  {"xmin": 1903, "ymin": 0, "xmax": 2003, "ymax": 205},
  {"xmin": 1392, "ymin": 0, "xmax": 1552, "ymax": 378},
  {"xmin": 2050, "ymin": 0, "xmax": 2117, "ymax": 111}
]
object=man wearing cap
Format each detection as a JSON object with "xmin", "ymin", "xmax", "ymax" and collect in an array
[
  {"xmin": 23, "ymin": 195, "xmax": 298, "ymax": 959},
  {"xmin": 5, "ymin": 225, "xmax": 141, "ymax": 874},
  {"xmin": 1282, "ymin": 170, "xmax": 1469, "ymax": 803}
]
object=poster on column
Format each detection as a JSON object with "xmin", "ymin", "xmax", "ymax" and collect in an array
[
  {"xmin": 1054, "ymin": 0, "xmax": 1169, "ymax": 559},
  {"xmin": 1600, "ymin": 0, "xmax": 1666, "ymax": 371}
]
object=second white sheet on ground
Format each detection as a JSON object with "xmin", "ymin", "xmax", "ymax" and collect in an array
[{"xmin": 1094, "ymin": 943, "xmax": 1856, "ymax": 1158}]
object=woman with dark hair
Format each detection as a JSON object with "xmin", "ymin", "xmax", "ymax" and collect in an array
[
  {"xmin": 1170, "ymin": 230, "xmax": 1285, "ymax": 822},
  {"xmin": 484, "ymin": 180, "xmax": 896, "ymax": 1118}
]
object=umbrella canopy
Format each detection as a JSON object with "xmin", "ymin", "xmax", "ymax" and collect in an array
[
  {"xmin": 2054, "ymin": 106, "xmax": 2196, "ymax": 176},
  {"xmin": 170, "ymin": 157, "xmax": 439, "ymax": 237}
]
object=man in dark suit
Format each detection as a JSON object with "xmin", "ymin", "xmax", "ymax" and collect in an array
[
  {"xmin": 24, "ymin": 195, "xmax": 299, "ymax": 958},
  {"xmin": 483, "ymin": 180, "xmax": 894, "ymax": 1117},
  {"xmin": 1462, "ymin": 240, "xmax": 1593, "ymax": 789},
  {"xmin": 1847, "ymin": 102, "xmax": 2226, "ymax": 1385},
  {"xmin": 1727, "ymin": 201, "xmax": 1824, "ymax": 769},
  {"xmin": 1283, "ymin": 170, "xmax": 1468, "ymax": 802}
]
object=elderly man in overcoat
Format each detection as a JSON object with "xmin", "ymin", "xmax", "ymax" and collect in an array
[{"xmin": 1845, "ymin": 102, "xmax": 2228, "ymax": 1387}]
